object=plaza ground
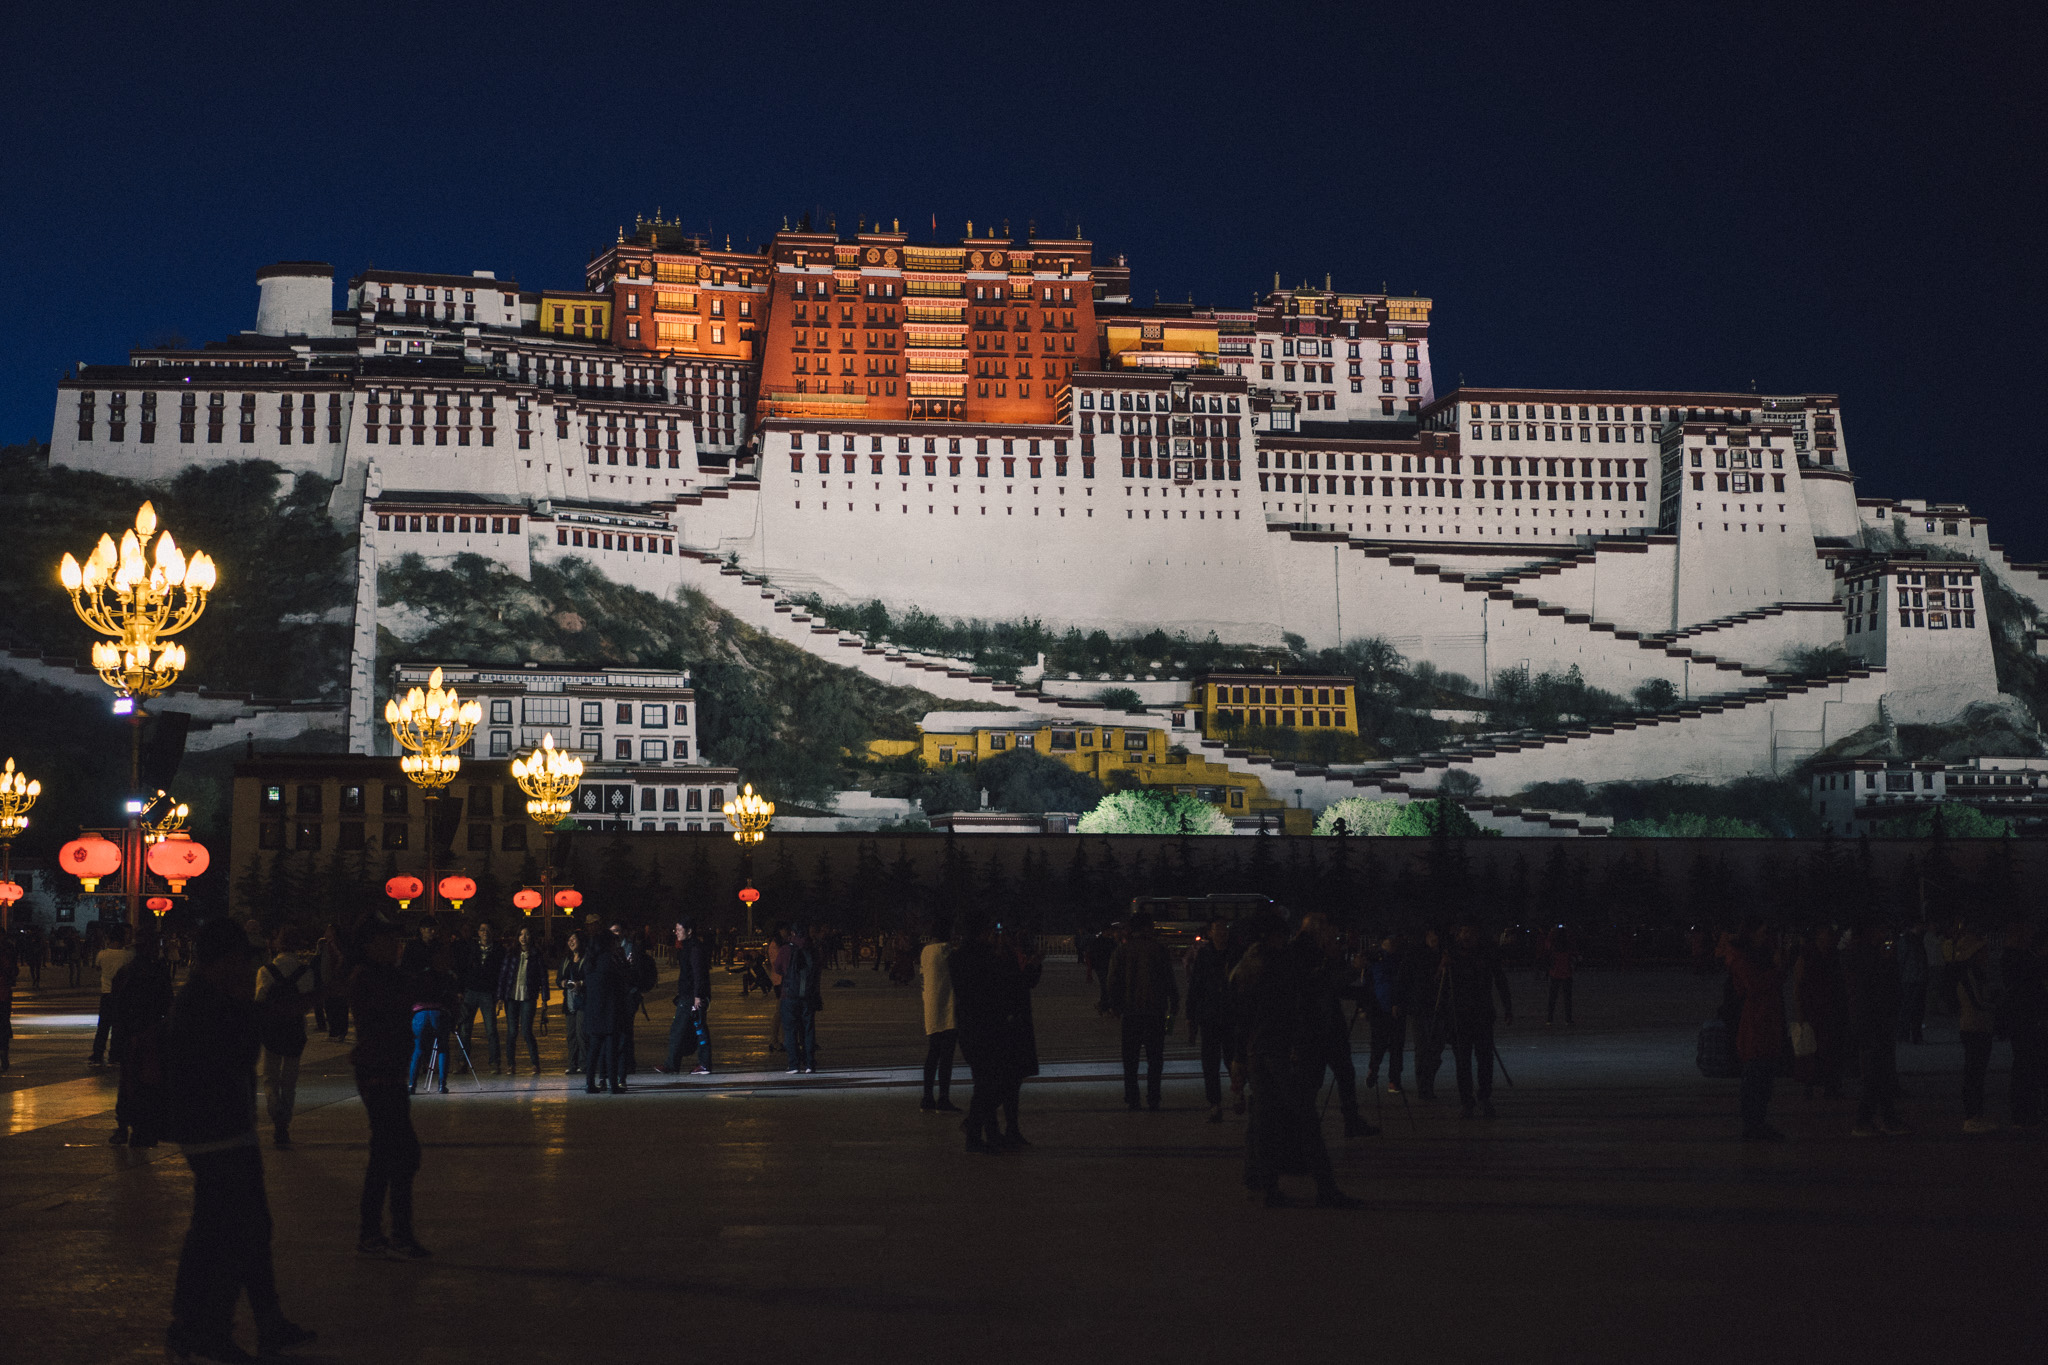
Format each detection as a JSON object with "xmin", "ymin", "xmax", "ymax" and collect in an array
[{"xmin": 3, "ymin": 956, "xmax": 2041, "ymax": 1364}]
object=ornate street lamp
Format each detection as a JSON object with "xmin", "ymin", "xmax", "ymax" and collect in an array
[
  {"xmin": 0, "ymin": 757, "xmax": 39, "ymax": 932},
  {"xmin": 511, "ymin": 732, "xmax": 582, "ymax": 937},
  {"xmin": 383, "ymin": 667, "xmax": 481, "ymax": 917},
  {"xmin": 57, "ymin": 501, "xmax": 216, "ymax": 926},
  {"xmin": 723, "ymin": 783, "xmax": 773, "ymax": 933}
]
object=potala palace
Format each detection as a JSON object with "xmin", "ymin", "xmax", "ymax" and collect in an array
[{"xmin": 42, "ymin": 217, "xmax": 2048, "ymax": 830}]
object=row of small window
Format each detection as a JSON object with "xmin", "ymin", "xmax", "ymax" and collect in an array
[
  {"xmin": 1212, "ymin": 708, "xmax": 1347, "ymax": 729},
  {"xmin": 379, "ymin": 513, "xmax": 520, "ymax": 535},
  {"xmin": 1688, "ymin": 449, "xmax": 1783, "ymax": 469},
  {"xmin": 790, "ymin": 432, "xmax": 1073, "ymax": 457},
  {"xmin": 952, "ymin": 729, "xmax": 1155, "ymax": 758},
  {"xmin": 365, "ymin": 426, "xmax": 497, "ymax": 447},
  {"xmin": 1116, "ymin": 455, "xmax": 1240, "ymax": 481},
  {"xmin": 1076, "ymin": 391, "xmax": 1240, "ymax": 414},
  {"xmin": 1688, "ymin": 473, "xmax": 1787, "ymax": 493},
  {"xmin": 1891, "ymin": 610, "xmax": 1976, "ymax": 630},
  {"xmin": 375, "ymin": 284, "xmax": 513, "ymax": 306},
  {"xmin": 583, "ymin": 447, "xmax": 685, "ymax": 468},
  {"xmin": 1262, "ymin": 474, "xmax": 1650, "ymax": 502},
  {"xmin": 621, "ymin": 291, "xmax": 749, "ymax": 319},
  {"xmin": 1202, "ymin": 685, "xmax": 1348, "ymax": 706},
  {"xmin": 557, "ymin": 527, "xmax": 676, "ymax": 554},
  {"xmin": 634, "ymin": 320, "xmax": 729, "ymax": 343},
  {"xmin": 1080, "ymin": 414, "xmax": 1239, "ymax": 437},
  {"xmin": 259, "ymin": 820, "xmax": 527, "ymax": 853},
  {"xmin": 1474, "ymin": 403, "xmax": 1669, "ymax": 423},
  {"xmin": 1269, "ymin": 341, "xmax": 1419, "ymax": 362},
  {"xmin": 261, "ymin": 781, "xmax": 532, "ymax": 819},
  {"xmin": 484, "ymin": 732, "xmax": 688, "ymax": 762},
  {"xmin": 1475, "ymin": 423, "xmax": 1645, "ymax": 444},
  {"xmin": 503, "ymin": 700, "xmax": 688, "ymax": 728},
  {"xmin": 1817, "ymin": 772, "xmax": 1931, "ymax": 793}
]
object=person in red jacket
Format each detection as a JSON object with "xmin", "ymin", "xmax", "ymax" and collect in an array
[{"xmin": 1719, "ymin": 920, "xmax": 1788, "ymax": 1142}]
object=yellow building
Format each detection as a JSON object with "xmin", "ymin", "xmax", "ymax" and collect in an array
[
  {"xmin": 538, "ymin": 290, "xmax": 613, "ymax": 341},
  {"xmin": 908, "ymin": 709, "xmax": 1294, "ymax": 821},
  {"xmin": 1189, "ymin": 672, "xmax": 1358, "ymax": 739}
]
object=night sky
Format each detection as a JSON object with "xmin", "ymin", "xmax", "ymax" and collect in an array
[{"xmin": 6, "ymin": 3, "xmax": 2042, "ymax": 554}]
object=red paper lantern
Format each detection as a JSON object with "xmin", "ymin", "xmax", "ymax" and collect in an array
[
  {"xmin": 512, "ymin": 888, "xmax": 542, "ymax": 911},
  {"xmin": 61, "ymin": 833, "xmax": 122, "ymax": 892},
  {"xmin": 553, "ymin": 888, "xmax": 583, "ymax": 910},
  {"xmin": 737, "ymin": 886, "xmax": 761, "ymax": 904},
  {"xmin": 385, "ymin": 875, "xmax": 424, "ymax": 907},
  {"xmin": 0, "ymin": 880, "xmax": 23, "ymax": 905},
  {"xmin": 146, "ymin": 895, "xmax": 173, "ymax": 915},
  {"xmin": 145, "ymin": 833, "xmax": 210, "ymax": 892},
  {"xmin": 438, "ymin": 874, "xmax": 477, "ymax": 908}
]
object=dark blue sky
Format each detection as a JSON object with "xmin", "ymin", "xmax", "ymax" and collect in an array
[{"xmin": 7, "ymin": 3, "xmax": 2043, "ymax": 554}]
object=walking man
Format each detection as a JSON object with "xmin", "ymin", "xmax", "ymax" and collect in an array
[
  {"xmin": 919, "ymin": 916, "xmax": 960, "ymax": 1112},
  {"xmin": 454, "ymin": 923, "xmax": 504, "ymax": 1074},
  {"xmin": 163, "ymin": 918, "xmax": 313, "ymax": 1364},
  {"xmin": 498, "ymin": 925, "xmax": 547, "ymax": 1076},
  {"xmin": 660, "ymin": 917, "xmax": 714, "ymax": 1075},
  {"xmin": 90, "ymin": 924, "xmax": 134, "ymax": 1067},
  {"xmin": 254, "ymin": 927, "xmax": 318, "ymax": 1148},
  {"xmin": 349, "ymin": 920, "xmax": 430, "ymax": 1260},
  {"xmin": 1440, "ymin": 919, "xmax": 1513, "ymax": 1120},
  {"xmin": 1105, "ymin": 911, "xmax": 1179, "ymax": 1111}
]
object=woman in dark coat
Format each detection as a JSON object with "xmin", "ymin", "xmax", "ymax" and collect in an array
[
  {"xmin": 580, "ymin": 931, "xmax": 630, "ymax": 1094},
  {"xmin": 993, "ymin": 926, "xmax": 1043, "ymax": 1146}
]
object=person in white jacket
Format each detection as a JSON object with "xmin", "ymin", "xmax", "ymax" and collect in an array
[{"xmin": 920, "ymin": 916, "xmax": 959, "ymax": 1113}]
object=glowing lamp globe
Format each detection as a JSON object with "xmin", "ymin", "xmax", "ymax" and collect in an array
[
  {"xmin": 737, "ymin": 886, "xmax": 761, "ymax": 905},
  {"xmin": 385, "ymin": 874, "xmax": 424, "ymax": 908},
  {"xmin": 512, "ymin": 888, "xmax": 542, "ymax": 912},
  {"xmin": 146, "ymin": 895, "xmax": 173, "ymax": 916},
  {"xmin": 61, "ymin": 833, "xmax": 122, "ymax": 892},
  {"xmin": 438, "ymin": 874, "xmax": 477, "ymax": 909},
  {"xmin": 553, "ymin": 888, "xmax": 583, "ymax": 910},
  {"xmin": 144, "ymin": 832, "xmax": 209, "ymax": 892},
  {"xmin": 0, "ymin": 880, "xmax": 22, "ymax": 906}
]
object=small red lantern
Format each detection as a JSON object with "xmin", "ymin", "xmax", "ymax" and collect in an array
[
  {"xmin": 61, "ymin": 833, "xmax": 122, "ymax": 892},
  {"xmin": 145, "ymin": 833, "xmax": 210, "ymax": 892},
  {"xmin": 146, "ymin": 895, "xmax": 173, "ymax": 916},
  {"xmin": 385, "ymin": 874, "xmax": 424, "ymax": 908},
  {"xmin": 553, "ymin": 888, "xmax": 583, "ymax": 910},
  {"xmin": 0, "ymin": 880, "xmax": 23, "ymax": 905},
  {"xmin": 512, "ymin": 888, "xmax": 542, "ymax": 911},
  {"xmin": 737, "ymin": 885, "xmax": 761, "ymax": 905},
  {"xmin": 438, "ymin": 874, "xmax": 477, "ymax": 909}
]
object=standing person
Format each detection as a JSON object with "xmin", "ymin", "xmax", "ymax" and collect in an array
[
  {"xmin": 1791, "ymin": 926, "xmax": 1848, "ymax": 1099},
  {"xmin": 497, "ymin": 925, "xmax": 547, "ymax": 1076},
  {"xmin": 614, "ymin": 923, "xmax": 656, "ymax": 1076},
  {"xmin": 1544, "ymin": 927, "xmax": 1577, "ymax": 1025},
  {"xmin": 408, "ymin": 949, "xmax": 458, "ymax": 1095},
  {"xmin": 398, "ymin": 920, "xmax": 436, "ymax": 973},
  {"xmin": 90, "ymin": 925, "xmax": 134, "ymax": 1067},
  {"xmin": 580, "ymin": 929, "xmax": 629, "ymax": 1095},
  {"xmin": 1896, "ymin": 917, "xmax": 1930, "ymax": 1045},
  {"xmin": 1840, "ymin": 918, "xmax": 1909, "ymax": 1138},
  {"xmin": 1719, "ymin": 919, "xmax": 1788, "ymax": 1142},
  {"xmin": 1439, "ymin": 920, "xmax": 1513, "ymax": 1120},
  {"xmin": 659, "ymin": 917, "xmax": 714, "ymax": 1075},
  {"xmin": 993, "ymin": 925, "xmax": 1043, "ymax": 1146},
  {"xmin": 1364, "ymin": 933, "xmax": 1408, "ymax": 1096},
  {"xmin": 316, "ymin": 922, "xmax": 351, "ymax": 1042},
  {"xmin": 1231, "ymin": 911, "xmax": 1362, "ymax": 1209},
  {"xmin": 919, "ymin": 916, "xmax": 960, "ymax": 1112},
  {"xmin": 1301, "ymin": 912, "xmax": 1374, "ymax": 1138},
  {"xmin": 348, "ymin": 920, "xmax": 430, "ymax": 1260},
  {"xmin": 948, "ymin": 914, "xmax": 1011, "ymax": 1153},
  {"xmin": 777, "ymin": 924, "xmax": 823, "ymax": 1075},
  {"xmin": 1951, "ymin": 925, "xmax": 1998, "ymax": 1133},
  {"xmin": 1405, "ymin": 927, "xmax": 1447, "ymax": 1101},
  {"xmin": 454, "ymin": 923, "xmax": 505, "ymax": 1075},
  {"xmin": 558, "ymin": 930, "xmax": 588, "ymax": 1076},
  {"xmin": 1104, "ymin": 911, "xmax": 1179, "ymax": 1111},
  {"xmin": 109, "ymin": 935, "xmax": 176, "ymax": 1148},
  {"xmin": 163, "ymin": 918, "xmax": 313, "ymax": 1364},
  {"xmin": 254, "ymin": 929, "xmax": 318, "ymax": 1148},
  {"xmin": 1185, "ymin": 917, "xmax": 1237, "ymax": 1123}
]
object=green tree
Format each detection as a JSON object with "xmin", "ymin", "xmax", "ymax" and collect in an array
[
  {"xmin": 975, "ymin": 748, "xmax": 1105, "ymax": 814},
  {"xmin": 1386, "ymin": 799, "xmax": 1488, "ymax": 838},
  {"xmin": 1078, "ymin": 791, "xmax": 1229, "ymax": 835},
  {"xmin": 1314, "ymin": 797, "xmax": 1402, "ymax": 836}
]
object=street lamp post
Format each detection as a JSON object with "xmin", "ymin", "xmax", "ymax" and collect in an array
[
  {"xmin": 722, "ymin": 782, "xmax": 773, "ymax": 935},
  {"xmin": 0, "ymin": 758, "xmax": 41, "ymax": 933},
  {"xmin": 510, "ymin": 732, "xmax": 582, "ymax": 939},
  {"xmin": 383, "ymin": 667, "xmax": 481, "ymax": 919},
  {"xmin": 58, "ymin": 501, "xmax": 216, "ymax": 928}
]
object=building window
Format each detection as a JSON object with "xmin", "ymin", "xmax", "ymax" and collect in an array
[
  {"xmin": 384, "ymin": 822, "xmax": 410, "ymax": 850},
  {"xmin": 642, "ymin": 704, "xmax": 667, "ymax": 728},
  {"xmin": 615, "ymin": 738, "xmax": 632, "ymax": 760},
  {"xmin": 382, "ymin": 784, "xmax": 409, "ymax": 815},
  {"xmin": 641, "ymin": 739, "xmax": 668, "ymax": 762},
  {"xmin": 340, "ymin": 784, "xmax": 365, "ymax": 815}
]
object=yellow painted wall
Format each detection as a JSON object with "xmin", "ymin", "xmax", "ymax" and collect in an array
[
  {"xmin": 540, "ymin": 293, "xmax": 612, "ymax": 340},
  {"xmin": 914, "ymin": 721, "xmax": 1273, "ymax": 814},
  {"xmin": 1188, "ymin": 675, "xmax": 1359, "ymax": 738}
]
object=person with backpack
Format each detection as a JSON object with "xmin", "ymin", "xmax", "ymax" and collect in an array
[
  {"xmin": 776, "ymin": 923, "xmax": 824, "ymax": 1074},
  {"xmin": 254, "ymin": 927, "xmax": 319, "ymax": 1148}
]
